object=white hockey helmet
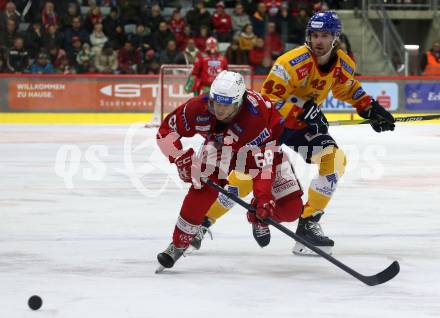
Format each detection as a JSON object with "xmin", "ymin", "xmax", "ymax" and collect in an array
[{"xmin": 209, "ymin": 70, "xmax": 246, "ymax": 108}]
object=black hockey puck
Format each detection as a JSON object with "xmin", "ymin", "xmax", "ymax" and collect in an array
[{"xmin": 28, "ymin": 295, "xmax": 42, "ymax": 310}]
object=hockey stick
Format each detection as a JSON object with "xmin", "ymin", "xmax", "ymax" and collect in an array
[
  {"xmin": 204, "ymin": 179, "xmax": 400, "ymax": 286},
  {"xmin": 329, "ymin": 114, "xmax": 440, "ymax": 126}
]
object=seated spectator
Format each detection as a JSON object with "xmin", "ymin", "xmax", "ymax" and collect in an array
[
  {"xmin": 0, "ymin": 1, "xmax": 21, "ymax": 30},
  {"xmin": 117, "ymin": 40, "xmax": 141, "ymax": 74},
  {"xmin": 56, "ymin": 55, "xmax": 74, "ymax": 74},
  {"xmin": 1, "ymin": 18, "xmax": 19, "ymax": 50},
  {"xmin": 211, "ymin": 1, "xmax": 233, "ymax": 42},
  {"xmin": 183, "ymin": 38, "xmax": 199, "ymax": 65},
  {"xmin": 29, "ymin": 52, "xmax": 55, "ymax": 74},
  {"xmin": 420, "ymin": 40, "xmax": 440, "ymax": 76},
  {"xmin": 59, "ymin": 1, "xmax": 81, "ymax": 31},
  {"xmin": 186, "ymin": 0, "xmax": 211, "ymax": 34},
  {"xmin": 7, "ymin": 36, "xmax": 29, "ymax": 73},
  {"xmin": 75, "ymin": 55, "xmax": 98, "ymax": 74},
  {"xmin": 129, "ymin": 23, "xmax": 154, "ymax": 52},
  {"xmin": 250, "ymin": 2, "xmax": 267, "ymax": 38},
  {"xmin": 291, "ymin": 8, "xmax": 309, "ymax": 45},
  {"xmin": 25, "ymin": 21, "xmax": 44, "ymax": 59},
  {"xmin": 138, "ymin": 48, "xmax": 160, "ymax": 74},
  {"xmin": 147, "ymin": 4, "xmax": 165, "ymax": 34},
  {"xmin": 168, "ymin": 9, "xmax": 186, "ymax": 51},
  {"xmin": 84, "ymin": 5, "xmax": 103, "ymax": 33},
  {"xmin": 248, "ymin": 37, "xmax": 268, "ymax": 68},
  {"xmin": 265, "ymin": 21, "xmax": 283, "ymax": 59},
  {"xmin": 76, "ymin": 43, "xmax": 95, "ymax": 65},
  {"xmin": 231, "ymin": 2, "xmax": 251, "ymax": 38},
  {"xmin": 0, "ymin": 53, "xmax": 12, "ymax": 73},
  {"xmin": 225, "ymin": 37, "xmax": 248, "ymax": 64},
  {"xmin": 339, "ymin": 33, "xmax": 354, "ymax": 60},
  {"xmin": 47, "ymin": 44, "xmax": 67, "ymax": 69},
  {"xmin": 41, "ymin": 1, "xmax": 58, "ymax": 32},
  {"xmin": 276, "ymin": 3, "xmax": 295, "ymax": 45},
  {"xmin": 254, "ymin": 55, "xmax": 273, "ymax": 75},
  {"xmin": 95, "ymin": 42, "xmax": 118, "ymax": 73},
  {"xmin": 111, "ymin": 24, "xmax": 127, "ymax": 50},
  {"xmin": 178, "ymin": 25, "xmax": 194, "ymax": 52},
  {"xmin": 102, "ymin": 6, "xmax": 120, "ymax": 38},
  {"xmin": 159, "ymin": 40, "xmax": 185, "ymax": 65},
  {"xmin": 118, "ymin": 0, "xmax": 142, "ymax": 25},
  {"xmin": 153, "ymin": 21, "xmax": 175, "ymax": 52},
  {"xmin": 238, "ymin": 23, "xmax": 256, "ymax": 52},
  {"xmin": 194, "ymin": 25, "xmax": 210, "ymax": 52},
  {"xmin": 263, "ymin": 0, "xmax": 281, "ymax": 22},
  {"xmin": 64, "ymin": 16, "xmax": 90, "ymax": 49},
  {"xmin": 66, "ymin": 36, "xmax": 84, "ymax": 66},
  {"xmin": 43, "ymin": 24, "xmax": 64, "ymax": 52},
  {"xmin": 90, "ymin": 23, "xmax": 108, "ymax": 54}
]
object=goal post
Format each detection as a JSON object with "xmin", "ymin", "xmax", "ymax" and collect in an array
[{"xmin": 146, "ymin": 64, "xmax": 254, "ymax": 127}]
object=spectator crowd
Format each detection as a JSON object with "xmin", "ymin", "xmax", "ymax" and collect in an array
[{"xmin": 0, "ymin": 0, "xmax": 342, "ymax": 75}]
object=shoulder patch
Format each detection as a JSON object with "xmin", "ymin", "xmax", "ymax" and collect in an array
[
  {"xmin": 270, "ymin": 63, "xmax": 291, "ymax": 82},
  {"xmin": 289, "ymin": 52, "xmax": 311, "ymax": 67},
  {"xmin": 296, "ymin": 62, "xmax": 312, "ymax": 80},
  {"xmin": 247, "ymin": 128, "xmax": 270, "ymax": 146},
  {"xmin": 340, "ymin": 59, "xmax": 354, "ymax": 75}
]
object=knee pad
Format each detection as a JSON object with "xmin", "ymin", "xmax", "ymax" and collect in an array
[{"xmin": 316, "ymin": 146, "xmax": 347, "ymax": 177}]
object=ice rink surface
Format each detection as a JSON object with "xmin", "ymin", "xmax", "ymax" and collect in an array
[{"xmin": 1, "ymin": 123, "xmax": 439, "ymax": 318}]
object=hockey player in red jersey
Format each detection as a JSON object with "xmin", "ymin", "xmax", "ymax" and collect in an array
[
  {"xmin": 156, "ymin": 71, "xmax": 303, "ymax": 271},
  {"xmin": 184, "ymin": 36, "xmax": 228, "ymax": 96}
]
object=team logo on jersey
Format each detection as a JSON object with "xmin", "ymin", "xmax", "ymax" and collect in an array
[
  {"xmin": 296, "ymin": 62, "xmax": 312, "ymax": 80},
  {"xmin": 247, "ymin": 128, "xmax": 270, "ymax": 146},
  {"xmin": 326, "ymin": 173, "xmax": 338, "ymax": 188},
  {"xmin": 352, "ymin": 87, "xmax": 366, "ymax": 100},
  {"xmin": 207, "ymin": 60, "xmax": 221, "ymax": 67},
  {"xmin": 246, "ymin": 100, "xmax": 259, "ymax": 115},
  {"xmin": 196, "ymin": 114, "xmax": 211, "ymax": 124},
  {"xmin": 340, "ymin": 59, "xmax": 354, "ymax": 75},
  {"xmin": 274, "ymin": 100, "xmax": 285, "ymax": 110},
  {"xmin": 247, "ymin": 94, "xmax": 259, "ymax": 107},
  {"xmin": 195, "ymin": 125, "xmax": 211, "ymax": 132},
  {"xmin": 289, "ymin": 53, "xmax": 311, "ymax": 67},
  {"xmin": 271, "ymin": 64, "xmax": 291, "ymax": 82}
]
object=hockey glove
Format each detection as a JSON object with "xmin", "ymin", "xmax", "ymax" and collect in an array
[
  {"xmin": 299, "ymin": 99, "xmax": 329, "ymax": 135},
  {"xmin": 255, "ymin": 198, "xmax": 276, "ymax": 221},
  {"xmin": 358, "ymin": 99, "xmax": 395, "ymax": 132},
  {"xmin": 184, "ymin": 76, "xmax": 195, "ymax": 94},
  {"xmin": 174, "ymin": 148, "xmax": 195, "ymax": 184}
]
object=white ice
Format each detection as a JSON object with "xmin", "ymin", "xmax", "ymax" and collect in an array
[{"xmin": 0, "ymin": 123, "xmax": 440, "ymax": 318}]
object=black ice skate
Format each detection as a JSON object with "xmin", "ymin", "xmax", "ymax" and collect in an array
[
  {"xmin": 293, "ymin": 212, "xmax": 334, "ymax": 256},
  {"xmin": 155, "ymin": 243, "xmax": 186, "ymax": 273},
  {"xmin": 188, "ymin": 217, "xmax": 213, "ymax": 252},
  {"xmin": 252, "ymin": 221, "xmax": 271, "ymax": 247}
]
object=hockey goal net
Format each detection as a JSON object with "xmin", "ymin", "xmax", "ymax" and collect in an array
[{"xmin": 146, "ymin": 64, "xmax": 254, "ymax": 127}]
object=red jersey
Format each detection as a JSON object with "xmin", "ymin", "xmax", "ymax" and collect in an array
[
  {"xmin": 191, "ymin": 51, "xmax": 228, "ymax": 89},
  {"xmin": 211, "ymin": 12, "xmax": 232, "ymax": 34},
  {"xmin": 157, "ymin": 90, "xmax": 285, "ymax": 203}
]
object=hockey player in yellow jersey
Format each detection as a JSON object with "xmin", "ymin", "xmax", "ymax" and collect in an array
[{"xmin": 189, "ymin": 11, "xmax": 395, "ymax": 255}]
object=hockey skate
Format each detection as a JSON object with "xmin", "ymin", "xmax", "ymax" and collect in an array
[
  {"xmin": 252, "ymin": 221, "xmax": 271, "ymax": 247},
  {"xmin": 155, "ymin": 243, "xmax": 186, "ymax": 273},
  {"xmin": 186, "ymin": 217, "xmax": 213, "ymax": 253},
  {"xmin": 293, "ymin": 211, "xmax": 334, "ymax": 256}
]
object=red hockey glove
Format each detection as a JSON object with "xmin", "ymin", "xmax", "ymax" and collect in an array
[
  {"xmin": 174, "ymin": 148, "xmax": 195, "ymax": 183},
  {"xmin": 255, "ymin": 198, "xmax": 276, "ymax": 220}
]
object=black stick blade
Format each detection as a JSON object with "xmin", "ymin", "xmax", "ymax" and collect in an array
[{"xmin": 361, "ymin": 261, "xmax": 400, "ymax": 286}]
